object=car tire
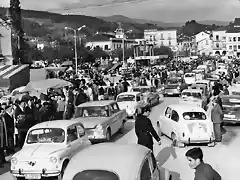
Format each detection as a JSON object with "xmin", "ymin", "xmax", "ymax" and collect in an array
[
  {"xmin": 57, "ymin": 161, "xmax": 68, "ymax": 180},
  {"xmin": 105, "ymin": 129, "xmax": 111, "ymax": 142}
]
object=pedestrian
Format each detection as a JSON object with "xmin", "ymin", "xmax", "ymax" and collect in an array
[
  {"xmin": 211, "ymin": 98, "xmax": 223, "ymax": 142},
  {"xmin": 135, "ymin": 106, "xmax": 161, "ymax": 152},
  {"xmin": 185, "ymin": 147, "xmax": 221, "ymax": 180},
  {"xmin": 0, "ymin": 109, "xmax": 8, "ymax": 167}
]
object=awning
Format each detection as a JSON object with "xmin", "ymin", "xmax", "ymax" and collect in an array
[{"xmin": 0, "ymin": 65, "xmax": 29, "ymax": 79}]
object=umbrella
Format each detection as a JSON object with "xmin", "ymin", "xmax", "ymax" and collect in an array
[{"xmin": 22, "ymin": 78, "xmax": 72, "ymax": 94}]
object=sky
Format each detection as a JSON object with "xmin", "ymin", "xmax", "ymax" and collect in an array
[{"xmin": 1, "ymin": 0, "xmax": 240, "ymax": 22}]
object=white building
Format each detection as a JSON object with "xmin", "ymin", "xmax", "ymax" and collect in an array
[
  {"xmin": 144, "ymin": 29, "xmax": 177, "ymax": 47},
  {"xmin": 212, "ymin": 27, "xmax": 227, "ymax": 56},
  {"xmin": 194, "ymin": 31, "xmax": 212, "ymax": 55}
]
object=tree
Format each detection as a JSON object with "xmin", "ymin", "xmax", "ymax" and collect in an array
[
  {"xmin": 90, "ymin": 46, "xmax": 109, "ymax": 59},
  {"xmin": 153, "ymin": 46, "xmax": 173, "ymax": 57},
  {"xmin": 10, "ymin": 0, "xmax": 28, "ymax": 64}
]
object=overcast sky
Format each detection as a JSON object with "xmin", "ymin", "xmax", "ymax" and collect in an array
[{"xmin": 1, "ymin": 0, "xmax": 240, "ymax": 22}]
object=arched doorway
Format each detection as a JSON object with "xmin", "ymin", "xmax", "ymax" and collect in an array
[
  {"xmin": 215, "ymin": 51, "xmax": 220, "ymax": 55},
  {"xmin": 222, "ymin": 51, "xmax": 226, "ymax": 56}
]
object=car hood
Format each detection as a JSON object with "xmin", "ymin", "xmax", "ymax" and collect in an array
[
  {"xmin": 180, "ymin": 97, "xmax": 202, "ymax": 103},
  {"xmin": 16, "ymin": 144, "xmax": 65, "ymax": 159},
  {"xmin": 74, "ymin": 117, "xmax": 109, "ymax": 129},
  {"xmin": 117, "ymin": 101, "xmax": 137, "ymax": 110}
]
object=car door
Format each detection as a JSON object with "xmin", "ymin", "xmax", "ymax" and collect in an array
[
  {"xmin": 161, "ymin": 107, "xmax": 172, "ymax": 136},
  {"xmin": 170, "ymin": 110, "xmax": 180, "ymax": 136},
  {"xmin": 66, "ymin": 125, "xmax": 81, "ymax": 158},
  {"xmin": 111, "ymin": 103, "xmax": 123, "ymax": 133}
]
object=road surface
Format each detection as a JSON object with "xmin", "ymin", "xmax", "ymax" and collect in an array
[{"xmin": 1, "ymin": 97, "xmax": 240, "ymax": 180}]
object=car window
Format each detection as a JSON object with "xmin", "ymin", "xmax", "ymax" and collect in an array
[
  {"xmin": 111, "ymin": 103, "xmax": 120, "ymax": 113},
  {"xmin": 171, "ymin": 110, "xmax": 179, "ymax": 122},
  {"xmin": 67, "ymin": 126, "xmax": 78, "ymax": 143},
  {"xmin": 117, "ymin": 94, "xmax": 135, "ymax": 102},
  {"xmin": 75, "ymin": 106, "xmax": 110, "ymax": 117},
  {"xmin": 140, "ymin": 159, "xmax": 151, "ymax": 180},
  {"xmin": 77, "ymin": 124, "xmax": 85, "ymax": 138},
  {"xmin": 73, "ymin": 170, "xmax": 119, "ymax": 180},
  {"xmin": 183, "ymin": 112, "xmax": 206, "ymax": 120},
  {"xmin": 165, "ymin": 107, "xmax": 172, "ymax": 118},
  {"xmin": 136, "ymin": 95, "xmax": 141, "ymax": 101}
]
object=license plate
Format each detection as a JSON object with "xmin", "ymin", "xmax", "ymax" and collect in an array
[
  {"xmin": 25, "ymin": 174, "xmax": 41, "ymax": 179},
  {"xmin": 224, "ymin": 114, "xmax": 235, "ymax": 119}
]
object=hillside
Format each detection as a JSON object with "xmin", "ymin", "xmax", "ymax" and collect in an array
[
  {"xmin": 98, "ymin": 15, "xmax": 230, "ymax": 28},
  {"xmin": 0, "ymin": 7, "xmax": 162, "ymax": 39}
]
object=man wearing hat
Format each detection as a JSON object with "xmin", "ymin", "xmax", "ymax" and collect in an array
[{"xmin": 135, "ymin": 105, "xmax": 161, "ymax": 151}]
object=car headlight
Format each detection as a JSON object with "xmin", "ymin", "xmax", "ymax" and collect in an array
[
  {"xmin": 161, "ymin": 87, "xmax": 165, "ymax": 90},
  {"xmin": 95, "ymin": 124, "xmax": 103, "ymax": 132},
  {"xmin": 49, "ymin": 156, "xmax": 57, "ymax": 164},
  {"xmin": 11, "ymin": 157, "xmax": 18, "ymax": 165},
  {"xmin": 177, "ymin": 86, "xmax": 180, "ymax": 90}
]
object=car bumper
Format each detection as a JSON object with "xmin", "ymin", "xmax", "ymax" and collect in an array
[
  {"xmin": 163, "ymin": 89, "xmax": 180, "ymax": 95},
  {"xmin": 11, "ymin": 170, "xmax": 61, "ymax": 178},
  {"xmin": 223, "ymin": 117, "xmax": 240, "ymax": 124},
  {"xmin": 86, "ymin": 129, "xmax": 106, "ymax": 141},
  {"xmin": 179, "ymin": 137, "xmax": 214, "ymax": 144}
]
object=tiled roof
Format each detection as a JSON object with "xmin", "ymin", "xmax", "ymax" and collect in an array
[
  {"xmin": 226, "ymin": 27, "xmax": 240, "ymax": 33},
  {"xmin": 87, "ymin": 34, "xmax": 111, "ymax": 42}
]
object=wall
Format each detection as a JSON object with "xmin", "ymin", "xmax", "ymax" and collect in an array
[
  {"xmin": 10, "ymin": 66, "xmax": 30, "ymax": 91},
  {"xmin": 85, "ymin": 41, "xmax": 112, "ymax": 51},
  {"xmin": 225, "ymin": 32, "xmax": 240, "ymax": 55}
]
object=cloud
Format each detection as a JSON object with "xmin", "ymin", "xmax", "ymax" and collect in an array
[{"xmin": 0, "ymin": 0, "xmax": 240, "ymax": 22}]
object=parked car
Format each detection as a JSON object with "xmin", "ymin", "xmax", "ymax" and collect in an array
[
  {"xmin": 157, "ymin": 104, "xmax": 215, "ymax": 147},
  {"xmin": 116, "ymin": 92, "xmax": 147, "ymax": 118},
  {"xmin": 222, "ymin": 95, "xmax": 240, "ymax": 124},
  {"xmin": 184, "ymin": 73, "xmax": 196, "ymax": 85},
  {"xmin": 179, "ymin": 89, "xmax": 208, "ymax": 110},
  {"xmin": 10, "ymin": 120, "xmax": 91, "ymax": 180},
  {"xmin": 163, "ymin": 77, "xmax": 182, "ymax": 96},
  {"xmin": 62, "ymin": 143, "xmax": 172, "ymax": 180},
  {"xmin": 195, "ymin": 79, "xmax": 211, "ymax": 91},
  {"xmin": 73, "ymin": 100, "xmax": 127, "ymax": 142},
  {"xmin": 131, "ymin": 86, "xmax": 160, "ymax": 106}
]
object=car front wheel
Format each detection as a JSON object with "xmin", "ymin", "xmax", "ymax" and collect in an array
[{"xmin": 57, "ymin": 161, "xmax": 68, "ymax": 180}]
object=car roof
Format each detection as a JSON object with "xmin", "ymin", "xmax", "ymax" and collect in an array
[
  {"xmin": 117, "ymin": 92, "xmax": 140, "ymax": 96},
  {"xmin": 191, "ymin": 84, "xmax": 206, "ymax": 88},
  {"xmin": 65, "ymin": 143, "xmax": 150, "ymax": 180},
  {"xmin": 168, "ymin": 104, "xmax": 205, "ymax": 113},
  {"xmin": 221, "ymin": 95, "xmax": 240, "ymax": 99},
  {"xmin": 29, "ymin": 120, "xmax": 82, "ymax": 130},
  {"xmin": 77, "ymin": 100, "xmax": 115, "ymax": 107},
  {"xmin": 182, "ymin": 89, "xmax": 202, "ymax": 93}
]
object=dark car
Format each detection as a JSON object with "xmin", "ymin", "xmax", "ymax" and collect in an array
[
  {"xmin": 222, "ymin": 95, "xmax": 240, "ymax": 124},
  {"xmin": 163, "ymin": 77, "xmax": 183, "ymax": 96}
]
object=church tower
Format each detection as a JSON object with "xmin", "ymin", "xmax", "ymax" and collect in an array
[{"xmin": 115, "ymin": 22, "xmax": 125, "ymax": 39}]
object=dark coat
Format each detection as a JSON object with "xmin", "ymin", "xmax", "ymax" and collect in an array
[
  {"xmin": 211, "ymin": 103, "xmax": 223, "ymax": 124},
  {"xmin": 194, "ymin": 162, "xmax": 221, "ymax": 180},
  {"xmin": 135, "ymin": 114, "xmax": 160, "ymax": 149}
]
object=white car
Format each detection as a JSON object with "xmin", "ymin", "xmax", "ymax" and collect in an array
[
  {"xmin": 179, "ymin": 89, "xmax": 204, "ymax": 108},
  {"xmin": 116, "ymin": 92, "xmax": 147, "ymax": 118},
  {"xmin": 184, "ymin": 73, "xmax": 196, "ymax": 85},
  {"xmin": 10, "ymin": 120, "xmax": 91, "ymax": 180},
  {"xmin": 195, "ymin": 80, "xmax": 210, "ymax": 91},
  {"xmin": 157, "ymin": 104, "xmax": 215, "ymax": 147}
]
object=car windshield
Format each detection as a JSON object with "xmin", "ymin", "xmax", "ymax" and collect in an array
[
  {"xmin": 26, "ymin": 128, "xmax": 65, "ymax": 144},
  {"xmin": 185, "ymin": 74, "xmax": 195, "ymax": 78},
  {"xmin": 181, "ymin": 92, "xmax": 202, "ymax": 99},
  {"xmin": 222, "ymin": 98, "xmax": 240, "ymax": 106},
  {"xmin": 183, "ymin": 112, "xmax": 206, "ymax": 120},
  {"xmin": 77, "ymin": 106, "xmax": 110, "ymax": 117},
  {"xmin": 133, "ymin": 88, "xmax": 149, "ymax": 93},
  {"xmin": 73, "ymin": 170, "xmax": 119, "ymax": 180},
  {"xmin": 117, "ymin": 95, "xmax": 135, "ymax": 102},
  {"xmin": 168, "ymin": 79, "xmax": 181, "ymax": 84}
]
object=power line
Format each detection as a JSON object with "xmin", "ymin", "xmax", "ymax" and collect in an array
[{"xmin": 61, "ymin": 0, "xmax": 157, "ymax": 11}]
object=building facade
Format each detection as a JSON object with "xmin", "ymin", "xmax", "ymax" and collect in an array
[
  {"xmin": 212, "ymin": 28, "xmax": 227, "ymax": 56},
  {"xmin": 144, "ymin": 29, "xmax": 177, "ymax": 47},
  {"xmin": 194, "ymin": 31, "xmax": 212, "ymax": 55}
]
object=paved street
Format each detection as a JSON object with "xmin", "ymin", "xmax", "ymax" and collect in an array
[{"xmin": 1, "ymin": 97, "xmax": 240, "ymax": 180}]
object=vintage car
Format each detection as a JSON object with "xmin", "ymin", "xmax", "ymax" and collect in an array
[
  {"xmin": 62, "ymin": 143, "xmax": 172, "ymax": 180},
  {"xmin": 184, "ymin": 73, "xmax": 196, "ymax": 85},
  {"xmin": 192, "ymin": 69, "xmax": 204, "ymax": 81},
  {"xmin": 179, "ymin": 89, "xmax": 208, "ymax": 110},
  {"xmin": 195, "ymin": 79, "xmax": 211, "ymax": 91},
  {"xmin": 163, "ymin": 77, "xmax": 182, "ymax": 96},
  {"xmin": 216, "ymin": 68, "xmax": 228, "ymax": 76},
  {"xmin": 229, "ymin": 78, "xmax": 240, "ymax": 95},
  {"xmin": 197, "ymin": 64, "xmax": 209, "ymax": 73},
  {"xmin": 191, "ymin": 83, "xmax": 210, "ymax": 102},
  {"xmin": 10, "ymin": 120, "xmax": 91, "ymax": 180},
  {"xmin": 116, "ymin": 92, "xmax": 147, "ymax": 118},
  {"xmin": 131, "ymin": 86, "xmax": 160, "ymax": 106},
  {"xmin": 73, "ymin": 100, "xmax": 127, "ymax": 142},
  {"xmin": 222, "ymin": 95, "xmax": 240, "ymax": 124},
  {"xmin": 157, "ymin": 104, "xmax": 215, "ymax": 147}
]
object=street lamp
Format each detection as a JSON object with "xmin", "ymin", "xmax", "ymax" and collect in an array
[{"xmin": 64, "ymin": 25, "xmax": 86, "ymax": 73}]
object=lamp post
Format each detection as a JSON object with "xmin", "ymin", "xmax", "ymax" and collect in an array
[{"xmin": 64, "ymin": 25, "xmax": 86, "ymax": 73}]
